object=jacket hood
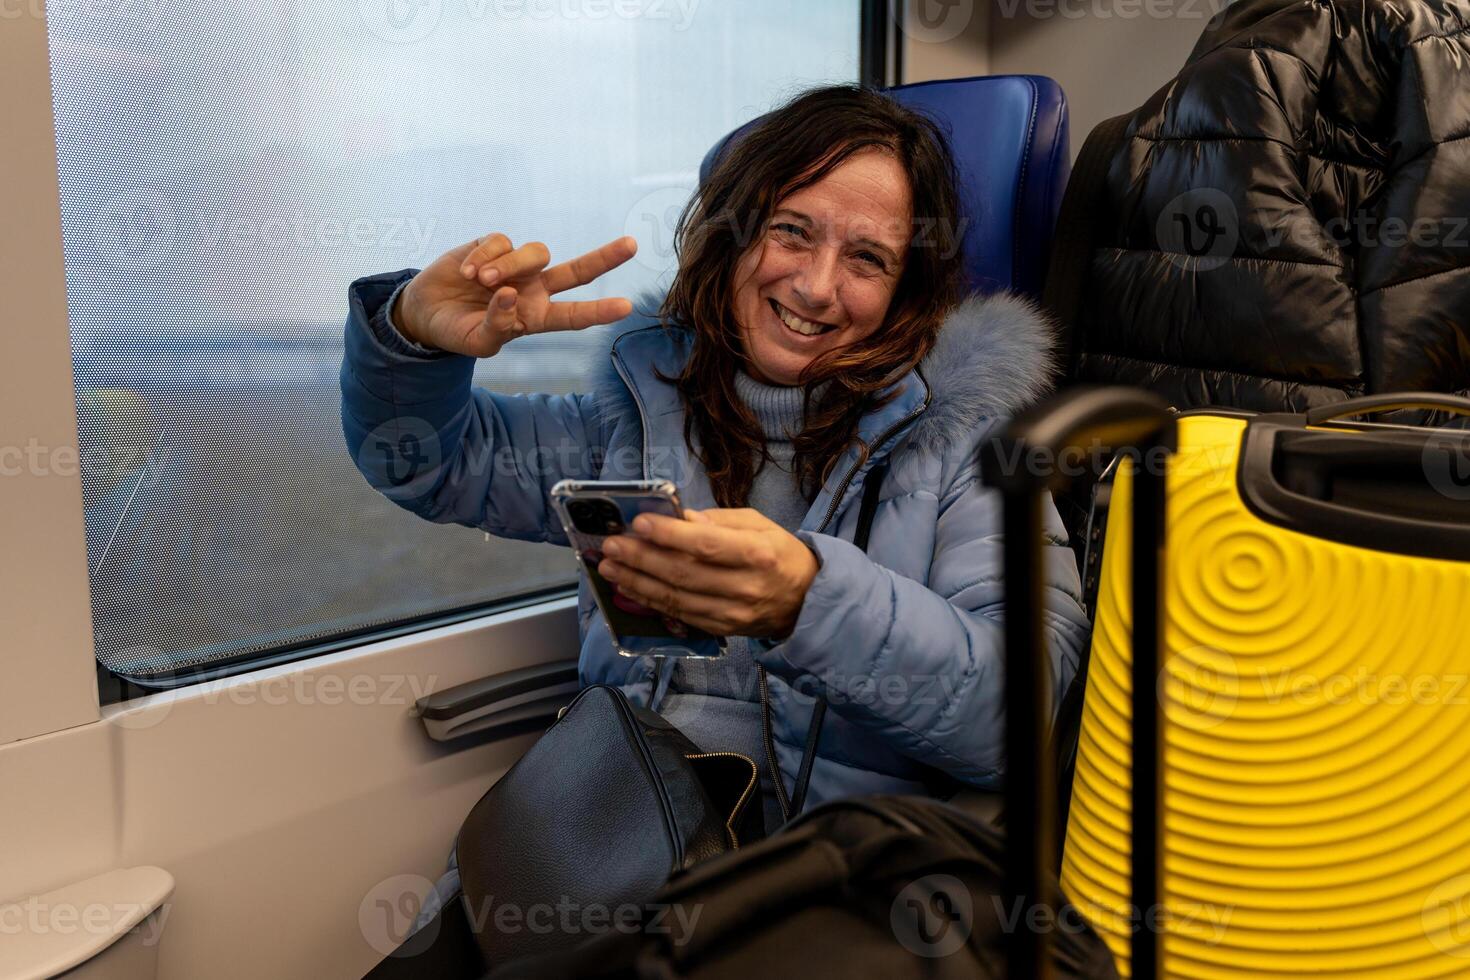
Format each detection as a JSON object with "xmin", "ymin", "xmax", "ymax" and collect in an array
[
  {"xmin": 588, "ymin": 289, "xmax": 1059, "ymax": 452},
  {"xmin": 908, "ymin": 290, "xmax": 1058, "ymax": 454}
]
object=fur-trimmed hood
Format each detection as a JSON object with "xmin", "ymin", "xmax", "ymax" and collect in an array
[
  {"xmin": 908, "ymin": 290, "xmax": 1058, "ymax": 452},
  {"xmin": 589, "ymin": 289, "xmax": 1059, "ymax": 456}
]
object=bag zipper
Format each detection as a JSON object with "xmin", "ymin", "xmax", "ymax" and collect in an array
[
  {"xmin": 602, "ymin": 688, "xmax": 685, "ymax": 866},
  {"xmin": 684, "ymin": 751, "xmax": 759, "ymax": 849}
]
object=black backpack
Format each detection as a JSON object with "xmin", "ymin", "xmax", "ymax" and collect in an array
[{"xmin": 487, "ymin": 794, "xmax": 1118, "ymax": 980}]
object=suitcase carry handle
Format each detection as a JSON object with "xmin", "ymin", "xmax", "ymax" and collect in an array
[
  {"xmin": 1239, "ymin": 420, "xmax": 1470, "ymax": 562},
  {"xmin": 1305, "ymin": 392, "xmax": 1470, "ymax": 425},
  {"xmin": 982, "ymin": 386, "xmax": 1176, "ymax": 980}
]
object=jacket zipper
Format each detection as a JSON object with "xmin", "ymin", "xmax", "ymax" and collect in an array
[
  {"xmin": 760, "ymin": 393, "xmax": 931, "ymax": 821},
  {"xmin": 814, "ymin": 398, "xmax": 930, "ymax": 532},
  {"xmin": 683, "ymin": 751, "xmax": 759, "ymax": 849},
  {"xmin": 610, "ymin": 348, "xmax": 653, "ymax": 480}
]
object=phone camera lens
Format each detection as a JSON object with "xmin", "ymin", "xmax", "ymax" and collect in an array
[
  {"xmin": 596, "ymin": 501, "xmax": 625, "ymax": 535},
  {"xmin": 568, "ymin": 498, "xmax": 624, "ymax": 535},
  {"xmin": 567, "ymin": 500, "xmax": 595, "ymax": 529}
]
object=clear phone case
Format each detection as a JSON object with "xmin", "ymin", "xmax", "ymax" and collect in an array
[{"xmin": 550, "ymin": 480, "xmax": 726, "ymax": 659}]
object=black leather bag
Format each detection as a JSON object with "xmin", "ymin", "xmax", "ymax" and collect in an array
[
  {"xmin": 362, "ymin": 684, "xmax": 765, "ymax": 980},
  {"xmin": 455, "ymin": 683, "xmax": 762, "ymax": 966}
]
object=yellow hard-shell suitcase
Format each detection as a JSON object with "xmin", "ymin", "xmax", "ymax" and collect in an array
[{"xmin": 986, "ymin": 390, "xmax": 1470, "ymax": 980}]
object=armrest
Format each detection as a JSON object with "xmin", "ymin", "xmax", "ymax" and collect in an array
[
  {"xmin": 412, "ymin": 659, "xmax": 580, "ymax": 742},
  {"xmin": 0, "ymin": 866, "xmax": 173, "ymax": 979}
]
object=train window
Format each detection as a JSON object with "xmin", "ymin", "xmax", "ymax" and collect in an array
[{"xmin": 46, "ymin": 1, "xmax": 861, "ymax": 691}]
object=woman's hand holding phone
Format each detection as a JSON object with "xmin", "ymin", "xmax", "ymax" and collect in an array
[
  {"xmin": 393, "ymin": 233, "xmax": 639, "ymax": 357},
  {"xmin": 597, "ymin": 509, "xmax": 820, "ymax": 640}
]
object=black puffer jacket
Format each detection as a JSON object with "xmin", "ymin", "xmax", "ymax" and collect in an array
[{"xmin": 1065, "ymin": 0, "xmax": 1470, "ymax": 413}]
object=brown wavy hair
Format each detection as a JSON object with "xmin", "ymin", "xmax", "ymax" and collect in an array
[{"xmin": 660, "ymin": 85, "xmax": 967, "ymax": 507}]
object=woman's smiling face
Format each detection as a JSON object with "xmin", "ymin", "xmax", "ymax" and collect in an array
[{"xmin": 731, "ymin": 148, "xmax": 912, "ymax": 386}]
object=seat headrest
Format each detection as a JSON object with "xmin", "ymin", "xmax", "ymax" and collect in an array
[{"xmin": 698, "ymin": 75, "xmax": 1070, "ymax": 299}]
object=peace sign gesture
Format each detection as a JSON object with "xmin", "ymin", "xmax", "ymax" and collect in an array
[{"xmin": 392, "ymin": 233, "xmax": 639, "ymax": 358}]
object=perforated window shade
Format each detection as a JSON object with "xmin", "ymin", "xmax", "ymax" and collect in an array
[{"xmin": 46, "ymin": 1, "xmax": 859, "ymax": 685}]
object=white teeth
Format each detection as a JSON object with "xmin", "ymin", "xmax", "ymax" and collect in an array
[{"xmin": 774, "ymin": 301, "xmax": 830, "ymax": 336}]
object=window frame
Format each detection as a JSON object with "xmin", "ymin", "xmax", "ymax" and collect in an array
[
  {"xmin": 0, "ymin": 4, "xmax": 101, "ymax": 741},
  {"xmin": 861, "ymin": 0, "xmax": 902, "ymax": 87}
]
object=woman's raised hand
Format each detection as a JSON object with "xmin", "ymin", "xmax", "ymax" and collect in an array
[{"xmin": 392, "ymin": 234, "xmax": 639, "ymax": 357}]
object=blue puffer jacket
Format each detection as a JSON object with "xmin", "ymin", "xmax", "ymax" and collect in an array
[{"xmin": 340, "ymin": 270, "xmax": 1090, "ymax": 810}]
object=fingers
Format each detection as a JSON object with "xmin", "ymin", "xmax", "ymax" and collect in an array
[
  {"xmin": 478, "ymin": 289, "xmax": 631, "ymax": 351},
  {"xmin": 459, "ymin": 233, "xmax": 514, "ymax": 279},
  {"xmin": 455, "ymin": 234, "xmax": 639, "ymax": 348},
  {"xmin": 626, "ymin": 513, "xmax": 755, "ymax": 567},
  {"xmin": 681, "ymin": 508, "xmax": 775, "ymax": 531},
  {"xmin": 542, "ymin": 236, "xmax": 638, "ymax": 294},
  {"xmin": 460, "ymin": 234, "xmax": 637, "ymax": 291},
  {"xmin": 600, "ymin": 536, "xmax": 750, "ymax": 598},
  {"xmin": 598, "ymin": 560, "xmax": 732, "ymax": 634},
  {"xmin": 481, "ymin": 286, "xmax": 522, "ymax": 341},
  {"xmin": 467, "ymin": 241, "xmax": 552, "ymax": 289},
  {"xmin": 541, "ymin": 297, "xmax": 635, "ymax": 332}
]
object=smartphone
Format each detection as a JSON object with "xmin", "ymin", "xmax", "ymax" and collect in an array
[{"xmin": 550, "ymin": 479, "xmax": 725, "ymax": 659}]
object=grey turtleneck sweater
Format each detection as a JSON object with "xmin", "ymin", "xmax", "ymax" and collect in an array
[
  {"xmin": 655, "ymin": 369, "xmax": 818, "ymax": 835},
  {"xmin": 732, "ymin": 369, "xmax": 816, "ymax": 532}
]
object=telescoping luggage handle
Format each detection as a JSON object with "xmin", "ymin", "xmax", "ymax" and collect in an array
[
  {"xmin": 981, "ymin": 387, "xmax": 1177, "ymax": 980},
  {"xmin": 1303, "ymin": 391, "xmax": 1470, "ymax": 425}
]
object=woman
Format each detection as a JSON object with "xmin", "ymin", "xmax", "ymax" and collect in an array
[{"xmin": 341, "ymin": 85, "xmax": 1089, "ymax": 835}]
